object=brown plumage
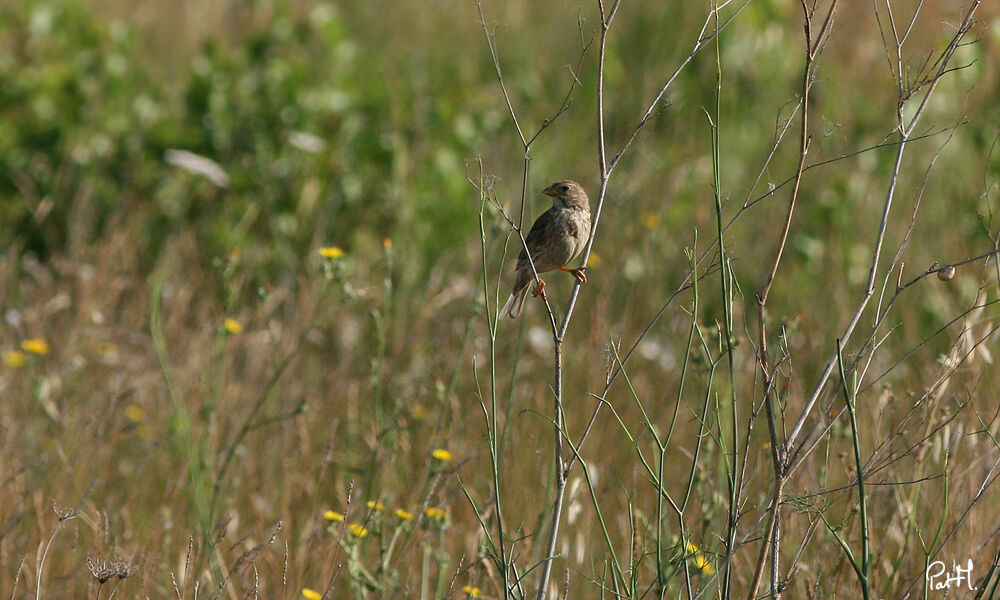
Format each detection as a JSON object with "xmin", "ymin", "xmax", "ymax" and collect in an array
[{"xmin": 501, "ymin": 180, "xmax": 592, "ymax": 319}]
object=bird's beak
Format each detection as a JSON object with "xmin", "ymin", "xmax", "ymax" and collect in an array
[{"xmin": 543, "ymin": 185, "xmax": 558, "ymax": 197}]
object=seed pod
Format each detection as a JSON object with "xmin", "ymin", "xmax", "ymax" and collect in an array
[{"xmin": 937, "ymin": 265, "xmax": 956, "ymax": 281}]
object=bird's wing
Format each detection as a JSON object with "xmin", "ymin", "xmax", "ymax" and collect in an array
[{"xmin": 517, "ymin": 207, "xmax": 558, "ymax": 270}]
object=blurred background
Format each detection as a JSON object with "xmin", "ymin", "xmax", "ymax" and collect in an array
[{"xmin": 2, "ymin": 0, "xmax": 999, "ymax": 597}]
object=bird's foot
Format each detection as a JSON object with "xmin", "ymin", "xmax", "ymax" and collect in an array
[
  {"xmin": 531, "ymin": 279, "xmax": 547, "ymax": 297},
  {"xmin": 560, "ymin": 266, "xmax": 588, "ymax": 284}
]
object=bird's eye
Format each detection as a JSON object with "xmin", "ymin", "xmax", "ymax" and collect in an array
[{"xmin": 560, "ymin": 185, "xmax": 569, "ymax": 192}]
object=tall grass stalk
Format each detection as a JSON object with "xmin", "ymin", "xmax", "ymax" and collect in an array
[
  {"xmin": 150, "ymin": 273, "xmax": 213, "ymax": 555},
  {"xmin": 836, "ymin": 340, "xmax": 871, "ymax": 600},
  {"xmin": 473, "ymin": 157, "xmax": 512, "ymax": 597}
]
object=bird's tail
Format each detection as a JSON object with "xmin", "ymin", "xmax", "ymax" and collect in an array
[{"xmin": 501, "ymin": 283, "xmax": 530, "ymax": 319}]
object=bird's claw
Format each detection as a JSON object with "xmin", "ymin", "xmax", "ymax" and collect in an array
[
  {"xmin": 560, "ymin": 266, "xmax": 588, "ymax": 284},
  {"xmin": 531, "ymin": 279, "xmax": 547, "ymax": 297}
]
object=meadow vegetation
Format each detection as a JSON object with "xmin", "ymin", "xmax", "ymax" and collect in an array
[{"xmin": 2, "ymin": 0, "xmax": 1000, "ymax": 598}]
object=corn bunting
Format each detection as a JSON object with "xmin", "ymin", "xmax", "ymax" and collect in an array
[{"xmin": 501, "ymin": 180, "xmax": 592, "ymax": 319}]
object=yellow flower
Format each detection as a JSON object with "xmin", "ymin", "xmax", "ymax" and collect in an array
[
  {"xmin": 301, "ymin": 589, "xmax": 322, "ymax": 600},
  {"xmin": 366, "ymin": 500, "xmax": 384, "ymax": 511},
  {"xmin": 319, "ymin": 246, "xmax": 345, "ymax": 259},
  {"xmin": 124, "ymin": 405, "xmax": 146, "ymax": 423},
  {"xmin": 223, "ymin": 318, "xmax": 243, "ymax": 334},
  {"xmin": 96, "ymin": 342, "xmax": 119, "ymax": 358},
  {"xmin": 462, "ymin": 586, "xmax": 482, "ymax": 597},
  {"xmin": 424, "ymin": 507, "xmax": 446, "ymax": 519},
  {"xmin": 432, "ymin": 448, "xmax": 453, "ymax": 462},
  {"xmin": 588, "ymin": 251, "xmax": 602, "ymax": 268},
  {"xmin": 383, "ymin": 238, "xmax": 392, "ymax": 249},
  {"xmin": 695, "ymin": 554, "xmax": 715, "ymax": 575},
  {"xmin": 349, "ymin": 523, "xmax": 368, "ymax": 538},
  {"xmin": 21, "ymin": 338, "xmax": 49, "ymax": 355},
  {"xmin": 640, "ymin": 212, "xmax": 661, "ymax": 230},
  {"xmin": 323, "ymin": 510, "xmax": 345, "ymax": 522},
  {"xmin": 3, "ymin": 350, "xmax": 26, "ymax": 368},
  {"xmin": 395, "ymin": 508, "xmax": 414, "ymax": 521}
]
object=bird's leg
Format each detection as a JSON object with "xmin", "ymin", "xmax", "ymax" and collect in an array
[
  {"xmin": 560, "ymin": 266, "xmax": 588, "ymax": 284},
  {"xmin": 531, "ymin": 279, "xmax": 547, "ymax": 297}
]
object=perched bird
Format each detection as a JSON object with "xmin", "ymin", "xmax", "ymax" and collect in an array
[{"xmin": 501, "ymin": 180, "xmax": 592, "ymax": 319}]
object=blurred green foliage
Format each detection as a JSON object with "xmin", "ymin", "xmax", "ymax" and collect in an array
[{"xmin": 0, "ymin": 0, "xmax": 500, "ymax": 274}]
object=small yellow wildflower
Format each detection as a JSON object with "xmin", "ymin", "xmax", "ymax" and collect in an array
[
  {"xmin": 432, "ymin": 448, "xmax": 453, "ymax": 462},
  {"xmin": 301, "ymin": 589, "xmax": 322, "ymax": 600},
  {"xmin": 323, "ymin": 510, "xmax": 345, "ymax": 522},
  {"xmin": 3, "ymin": 350, "xmax": 26, "ymax": 368},
  {"xmin": 395, "ymin": 508, "xmax": 414, "ymax": 521},
  {"xmin": 383, "ymin": 238, "xmax": 392, "ymax": 249},
  {"xmin": 424, "ymin": 507, "xmax": 446, "ymax": 519},
  {"xmin": 695, "ymin": 554, "xmax": 716, "ymax": 575},
  {"xmin": 223, "ymin": 318, "xmax": 243, "ymax": 334},
  {"xmin": 21, "ymin": 338, "xmax": 49, "ymax": 355},
  {"xmin": 686, "ymin": 541, "xmax": 698, "ymax": 554},
  {"xmin": 589, "ymin": 251, "xmax": 602, "ymax": 268},
  {"xmin": 640, "ymin": 212, "xmax": 661, "ymax": 230},
  {"xmin": 124, "ymin": 405, "xmax": 146, "ymax": 423},
  {"xmin": 96, "ymin": 342, "xmax": 119, "ymax": 359},
  {"xmin": 319, "ymin": 246, "xmax": 345, "ymax": 259},
  {"xmin": 462, "ymin": 586, "xmax": 482, "ymax": 597},
  {"xmin": 349, "ymin": 523, "xmax": 368, "ymax": 538},
  {"xmin": 366, "ymin": 500, "xmax": 384, "ymax": 511}
]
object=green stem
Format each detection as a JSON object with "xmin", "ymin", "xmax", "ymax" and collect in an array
[
  {"xmin": 837, "ymin": 339, "xmax": 871, "ymax": 600},
  {"xmin": 706, "ymin": 3, "xmax": 740, "ymax": 596}
]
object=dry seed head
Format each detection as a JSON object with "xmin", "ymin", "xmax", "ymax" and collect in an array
[
  {"xmin": 114, "ymin": 557, "xmax": 139, "ymax": 579},
  {"xmin": 87, "ymin": 552, "xmax": 138, "ymax": 583},
  {"xmin": 52, "ymin": 501, "xmax": 76, "ymax": 521},
  {"xmin": 86, "ymin": 553, "xmax": 116, "ymax": 584}
]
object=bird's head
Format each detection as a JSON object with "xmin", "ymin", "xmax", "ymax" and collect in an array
[{"xmin": 543, "ymin": 180, "xmax": 590, "ymax": 210}]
